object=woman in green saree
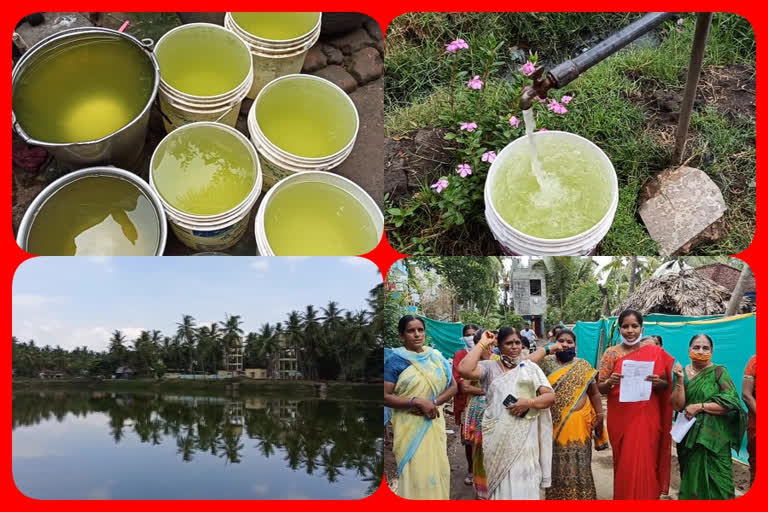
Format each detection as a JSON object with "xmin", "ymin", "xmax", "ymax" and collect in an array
[{"xmin": 671, "ymin": 334, "xmax": 747, "ymax": 500}]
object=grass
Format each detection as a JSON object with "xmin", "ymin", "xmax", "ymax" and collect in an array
[{"xmin": 385, "ymin": 13, "xmax": 755, "ymax": 255}]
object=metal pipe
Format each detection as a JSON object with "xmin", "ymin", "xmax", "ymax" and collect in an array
[
  {"xmin": 521, "ymin": 12, "xmax": 678, "ymax": 109},
  {"xmin": 549, "ymin": 12, "xmax": 678, "ymax": 88},
  {"xmin": 674, "ymin": 13, "xmax": 713, "ymax": 163}
]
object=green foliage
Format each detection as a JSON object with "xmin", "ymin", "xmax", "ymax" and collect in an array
[
  {"xmin": 386, "ymin": 12, "xmax": 755, "ymax": 255},
  {"xmin": 561, "ymin": 281, "xmax": 603, "ymax": 323}
]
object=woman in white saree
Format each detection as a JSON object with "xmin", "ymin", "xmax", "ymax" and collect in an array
[{"xmin": 458, "ymin": 327, "xmax": 555, "ymax": 500}]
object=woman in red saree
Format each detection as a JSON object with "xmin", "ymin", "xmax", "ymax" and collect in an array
[{"xmin": 597, "ymin": 309, "xmax": 675, "ymax": 500}]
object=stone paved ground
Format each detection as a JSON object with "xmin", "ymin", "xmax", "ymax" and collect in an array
[{"xmin": 12, "ymin": 12, "xmax": 384, "ymax": 255}]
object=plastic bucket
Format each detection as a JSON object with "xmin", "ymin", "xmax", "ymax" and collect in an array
[
  {"xmin": 153, "ymin": 23, "xmax": 253, "ymax": 132},
  {"xmin": 254, "ymin": 171, "xmax": 383, "ymax": 256},
  {"xmin": 11, "ymin": 27, "xmax": 160, "ymax": 170},
  {"xmin": 484, "ymin": 131, "xmax": 618, "ymax": 256},
  {"xmin": 16, "ymin": 166, "xmax": 167, "ymax": 255},
  {"xmin": 149, "ymin": 122, "xmax": 262, "ymax": 251},
  {"xmin": 224, "ymin": 12, "xmax": 321, "ymax": 99},
  {"xmin": 247, "ymin": 74, "xmax": 358, "ymax": 188}
]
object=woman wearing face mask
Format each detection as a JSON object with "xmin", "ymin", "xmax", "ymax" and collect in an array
[
  {"xmin": 670, "ymin": 334, "xmax": 747, "ymax": 499},
  {"xmin": 384, "ymin": 315, "xmax": 458, "ymax": 499},
  {"xmin": 461, "ymin": 329, "xmax": 497, "ymax": 499},
  {"xmin": 597, "ymin": 309, "xmax": 675, "ymax": 500},
  {"xmin": 458, "ymin": 327, "xmax": 555, "ymax": 499},
  {"xmin": 537, "ymin": 329, "xmax": 609, "ymax": 500},
  {"xmin": 452, "ymin": 324, "xmax": 480, "ymax": 487}
]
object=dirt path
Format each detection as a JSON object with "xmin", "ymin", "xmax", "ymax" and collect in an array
[{"xmin": 384, "ymin": 402, "xmax": 752, "ymax": 500}]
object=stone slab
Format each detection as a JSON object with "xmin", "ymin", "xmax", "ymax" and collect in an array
[{"xmin": 638, "ymin": 166, "xmax": 727, "ymax": 255}]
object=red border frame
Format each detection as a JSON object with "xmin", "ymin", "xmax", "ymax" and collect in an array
[{"xmin": 5, "ymin": 4, "xmax": 762, "ymax": 508}]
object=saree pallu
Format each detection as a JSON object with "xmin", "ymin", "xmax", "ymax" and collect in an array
[
  {"xmin": 462, "ymin": 394, "xmax": 489, "ymax": 498},
  {"xmin": 544, "ymin": 358, "xmax": 609, "ymax": 500},
  {"xmin": 677, "ymin": 365, "xmax": 747, "ymax": 500},
  {"xmin": 483, "ymin": 362, "xmax": 553, "ymax": 500},
  {"xmin": 391, "ymin": 347, "xmax": 452, "ymax": 499},
  {"xmin": 604, "ymin": 344, "xmax": 674, "ymax": 500}
]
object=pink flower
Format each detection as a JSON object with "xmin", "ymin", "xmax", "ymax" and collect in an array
[
  {"xmin": 460, "ymin": 122, "xmax": 478, "ymax": 132},
  {"xmin": 522, "ymin": 85, "xmax": 532, "ymax": 92},
  {"xmin": 560, "ymin": 95, "xmax": 573, "ymax": 104},
  {"xmin": 538, "ymin": 128, "xmax": 548, "ymax": 132},
  {"xmin": 457, "ymin": 163, "xmax": 472, "ymax": 178},
  {"xmin": 676, "ymin": 18, "xmax": 684, "ymax": 33},
  {"xmin": 467, "ymin": 75, "xmax": 484, "ymax": 90},
  {"xmin": 481, "ymin": 151, "xmax": 497, "ymax": 163},
  {"xmin": 509, "ymin": 116, "xmax": 520, "ymax": 128},
  {"xmin": 537, "ymin": 97, "xmax": 547, "ymax": 103},
  {"xmin": 521, "ymin": 61, "xmax": 536, "ymax": 75},
  {"xmin": 547, "ymin": 99, "xmax": 568, "ymax": 115},
  {"xmin": 677, "ymin": 18, "xmax": 684, "ymax": 25},
  {"xmin": 431, "ymin": 179, "xmax": 449, "ymax": 193},
  {"xmin": 446, "ymin": 38, "xmax": 469, "ymax": 53}
]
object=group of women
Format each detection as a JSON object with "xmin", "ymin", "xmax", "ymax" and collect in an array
[{"xmin": 384, "ymin": 311, "xmax": 753, "ymax": 501}]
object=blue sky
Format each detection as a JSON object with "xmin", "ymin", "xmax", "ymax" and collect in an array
[{"xmin": 13, "ymin": 257, "xmax": 380, "ymax": 351}]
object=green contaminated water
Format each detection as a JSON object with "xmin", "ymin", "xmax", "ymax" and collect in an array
[
  {"xmin": 13, "ymin": 36, "xmax": 154, "ymax": 143},
  {"xmin": 27, "ymin": 176, "xmax": 160, "ymax": 256},
  {"xmin": 491, "ymin": 135, "xmax": 613, "ymax": 239},
  {"xmin": 152, "ymin": 125, "xmax": 256, "ymax": 215},
  {"xmin": 264, "ymin": 182, "xmax": 379, "ymax": 255},
  {"xmin": 156, "ymin": 27, "xmax": 250, "ymax": 96},
  {"xmin": 232, "ymin": 12, "xmax": 320, "ymax": 40},
  {"xmin": 256, "ymin": 77, "xmax": 357, "ymax": 157}
]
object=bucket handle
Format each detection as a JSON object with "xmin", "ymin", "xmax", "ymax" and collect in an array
[{"xmin": 141, "ymin": 38, "xmax": 155, "ymax": 51}]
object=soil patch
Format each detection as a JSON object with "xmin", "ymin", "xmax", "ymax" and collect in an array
[{"xmin": 384, "ymin": 128, "xmax": 453, "ymax": 203}]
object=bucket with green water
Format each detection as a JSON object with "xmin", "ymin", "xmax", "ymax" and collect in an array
[
  {"xmin": 12, "ymin": 27, "xmax": 159, "ymax": 170},
  {"xmin": 224, "ymin": 12, "xmax": 321, "ymax": 99},
  {"xmin": 484, "ymin": 131, "xmax": 618, "ymax": 255},
  {"xmin": 154, "ymin": 23, "xmax": 253, "ymax": 133},
  {"xmin": 149, "ymin": 122, "xmax": 262, "ymax": 252},
  {"xmin": 254, "ymin": 171, "xmax": 383, "ymax": 256},
  {"xmin": 16, "ymin": 167, "xmax": 167, "ymax": 256},
  {"xmin": 247, "ymin": 74, "xmax": 358, "ymax": 189}
]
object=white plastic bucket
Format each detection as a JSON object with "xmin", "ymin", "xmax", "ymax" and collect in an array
[
  {"xmin": 484, "ymin": 131, "xmax": 618, "ymax": 256},
  {"xmin": 254, "ymin": 171, "xmax": 383, "ymax": 256},
  {"xmin": 149, "ymin": 122, "xmax": 262, "ymax": 251},
  {"xmin": 16, "ymin": 166, "xmax": 167, "ymax": 256},
  {"xmin": 247, "ymin": 74, "xmax": 358, "ymax": 188},
  {"xmin": 224, "ymin": 12, "xmax": 321, "ymax": 99},
  {"xmin": 154, "ymin": 23, "xmax": 253, "ymax": 133}
]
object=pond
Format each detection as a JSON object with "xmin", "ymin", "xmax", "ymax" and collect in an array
[{"xmin": 12, "ymin": 390, "xmax": 382, "ymax": 499}]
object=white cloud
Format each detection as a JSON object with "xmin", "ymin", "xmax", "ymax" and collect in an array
[
  {"xmin": 12, "ymin": 294, "xmax": 63, "ymax": 308},
  {"xmin": 339, "ymin": 257, "xmax": 372, "ymax": 267},
  {"xmin": 85, "ymin": 256, "xmax": 114, "ymax": 273},
  {"xmin": 250, "ymin": 260, "xmax": 270, "ymax": 271}
]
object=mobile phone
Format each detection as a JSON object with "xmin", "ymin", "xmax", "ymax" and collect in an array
[{"xmin": 502, "ymin": 394, "xmax": 517, "ymax": 407}]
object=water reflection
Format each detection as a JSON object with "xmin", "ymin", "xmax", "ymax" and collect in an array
[{"xmin": 12, "ymin": 391, "xmax": 382, "ymax": 499}]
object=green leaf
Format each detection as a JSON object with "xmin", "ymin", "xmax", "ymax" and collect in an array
[{"xmin": 444, "ymin": 132, "xmax": 457, "ymax": 140}]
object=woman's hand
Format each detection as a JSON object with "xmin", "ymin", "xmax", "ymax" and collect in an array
[
  {"xmin": 645, "ymin": 374, "xmax": 667, "ymax": 389},
  {"xmin": 548, "ymin": 341, "xmax": 566, "ymax": 353},
  {"xmin": 683, "ymin": 403, "xmax": 702, "ymax": 420},
  {"xmin": 413, "ymin": 398, "xmax": 439, "ymax": 419},
  {"xmin": 477, "ymin": 331, "xmax": 497, "ymax": 353},
  {"xmin": 593, "ymin": 414, "xmax": 605, "ymax": 438},
  {"xmin": 507, "ymin": 397, "xmax": 532, "ymax": 417},
  {"xmin": 673, "ymin": 362, "xmax": 684, "ymax": 381},
  {"xmin": 606, "ymin": 373, "xmax": 623, "ymax": 388}
]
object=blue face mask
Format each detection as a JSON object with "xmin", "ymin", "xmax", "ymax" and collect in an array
[
  {"xmin": 556, "ymin": 347, "xmax": 576, "ymax": 362},
  {"xmin": 463, "ymin": 336, "xmax": 475, "ymax": 350}
]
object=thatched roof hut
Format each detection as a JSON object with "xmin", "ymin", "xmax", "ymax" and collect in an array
[{"xmin": 612, "ymin": 269, "xmax": 750, "ymax": 316}]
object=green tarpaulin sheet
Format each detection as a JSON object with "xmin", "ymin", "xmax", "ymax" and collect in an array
[{"xmin": 419, "ymin": 315, "xmax": 465, "ymax": 359}]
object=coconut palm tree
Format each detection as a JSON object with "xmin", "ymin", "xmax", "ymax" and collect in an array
[
  {"xmin": 221, "ymin": 314, "xmax": 244, "ymax": 373},
  {"xmin": 175, "ymin": 314, "xmax": 197, "ymax": 372}
]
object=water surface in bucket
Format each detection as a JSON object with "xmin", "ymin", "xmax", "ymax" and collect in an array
[
  {"xmin": 27, "ymin": 177, "xmax": 160, "ymax": 255},
  {"xmin": 256, "ymin": 78, "xmax": 357, "ymax": 158},
  {"xmin": 232, "ymin": 12, "xmax": 320, "ymax": 40},
  {"xmin": 265, "ymin": 182, "xmax": 378, "ymax": 255},
  {"xmin": 156, "ymin": 27, "xmax": 250, "ymax": 96},
  {"xmin": 491, "ymin": 134, "xmax": 613, "ymax": 239},
  {"xmin": 152, "ymin": 125, "xmax": 256, "ymax": 215},
  {"xmin": 13, "ymin": 37, "xmax": 154, "ymax": 143}
]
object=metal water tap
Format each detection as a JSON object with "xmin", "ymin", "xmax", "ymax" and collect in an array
[{"xmin": 520, "ymin": 67, "xmax": 556, "ymax": 110}]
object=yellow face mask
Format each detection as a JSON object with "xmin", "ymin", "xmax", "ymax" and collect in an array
[{"xmin": 689, "ymin": 351, "xmax": 712, "ymax": 364}]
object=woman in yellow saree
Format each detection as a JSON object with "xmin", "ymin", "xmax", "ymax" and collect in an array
[
  {"xmin": 384, "ymin": 315, "xmax": 457, "ymax": 499},
  {"xmin": 538, "ymin": 329, "xmax": 610, "ymax": 500}
]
